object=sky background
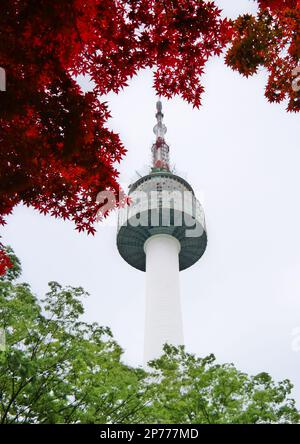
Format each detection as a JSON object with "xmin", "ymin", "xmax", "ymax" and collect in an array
[{"xmin": 2, "ymin": 1, "xmax": 300, "ymax": 405}]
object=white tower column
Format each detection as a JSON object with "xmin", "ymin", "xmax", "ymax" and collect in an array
[{"xmin": 143, "ymin": 234, "xmax": 184, "ymax": 366}]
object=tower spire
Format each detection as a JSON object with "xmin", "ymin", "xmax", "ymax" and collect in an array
[{"xmin": 152, "ymin": 100, "xmax": 170, "ymax": 172}]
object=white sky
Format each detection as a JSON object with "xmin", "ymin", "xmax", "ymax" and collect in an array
[{"xmin": 3, "ymin": 0, "xmax": 300, "ymax": 407}]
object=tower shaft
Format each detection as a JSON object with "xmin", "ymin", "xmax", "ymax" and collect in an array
[{"xmin": 144, "ymin": 234, "xmax": 184, "ymax": 365}]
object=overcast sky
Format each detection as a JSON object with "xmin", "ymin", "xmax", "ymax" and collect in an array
[{"xmin": 3, "ymin": 0, "xmax": 300, "ymax": 406}]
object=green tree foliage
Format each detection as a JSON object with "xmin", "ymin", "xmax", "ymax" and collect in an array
[
  {"xmin": 0, "ymin": 256, "xmax": 146, "ymax": 424},
  {"xmin": 146, "ymin": 347, "xmax": 300, "ymax": 424},
  {"xmin": 0, "ymin": 252, "xmax": 299, "ymax": 424}
]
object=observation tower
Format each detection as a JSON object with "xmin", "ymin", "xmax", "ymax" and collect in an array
[{"xmin": 117, "ymin": 101, "xmax": 207, "ymax": 365}]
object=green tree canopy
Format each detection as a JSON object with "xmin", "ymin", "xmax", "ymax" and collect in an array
[{"xmin": 0, "ymin": 251, "xmax": 299, "ymax": 424}]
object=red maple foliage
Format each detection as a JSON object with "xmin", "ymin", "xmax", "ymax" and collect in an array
[
  {"xmin": 0, "ymin": 0, "xmax": 231, "ymax": 273},
  {"xmin": 0, "ymin": 244, "xmax": 12, "ymax": 276},
  {"xmin": 1, "ymin": 1, "xmax": 297, "ymax": 275},
  {"xmin": 226, "ymin": 0, "xmax": 300, "ymax": 112}
]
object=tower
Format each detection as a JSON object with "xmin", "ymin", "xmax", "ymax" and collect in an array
[{"xmin": 117, "ymin": 101, "xmax": 207, "ymax": 366}]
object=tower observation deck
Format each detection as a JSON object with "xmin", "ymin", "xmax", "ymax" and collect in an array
[{"xmin": 117, "ymin": 101, "xmax": 207, "ymax": 365}]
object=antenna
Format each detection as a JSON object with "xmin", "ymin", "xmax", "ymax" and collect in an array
[{"xmin": 151, "ymin": 100, "xmax": 170, "ymax": 172}]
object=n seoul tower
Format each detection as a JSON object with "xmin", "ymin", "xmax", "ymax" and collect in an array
[{"xmin": 117, "ymin": 101, "xmax": 207, "ymax": 366}]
